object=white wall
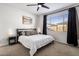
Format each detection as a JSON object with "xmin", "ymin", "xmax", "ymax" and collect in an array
[
  {"xmin": 0, "ymin": 4, "xmax": 37, "ymax": 46},
  {"xmin": 36, "ymin": 15, "xmax": 43, "ymax": 33},
  {"xmin": 76, "ymin": 7, "xmax": 79, "ymax": 39},
  {"xmin": 76, "ymin": 7, "xmax": 79, "ymax": 45}
]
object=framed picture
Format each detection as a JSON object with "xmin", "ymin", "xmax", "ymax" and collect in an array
[{"xmin": 22, "ymin": 16, "xmax": 32, "ymax": 24}]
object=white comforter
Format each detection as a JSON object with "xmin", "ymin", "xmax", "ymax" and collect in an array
[{"xmin": 18, "ymin": 34, "xmax": 55, "ymax": 56}]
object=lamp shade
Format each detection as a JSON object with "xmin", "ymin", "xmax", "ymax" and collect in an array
[{"xmin": 8, "ymin": 29, "xmax": 15, "ymax": 36}]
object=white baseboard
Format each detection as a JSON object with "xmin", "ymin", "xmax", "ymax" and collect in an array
[{"xmin": 0, "ymin": 43, "xmax": 8, "ymax": 47}]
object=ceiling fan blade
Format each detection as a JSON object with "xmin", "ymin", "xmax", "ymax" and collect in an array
[
  {"xmin": 27, "ymin": 4, "xmax": 37, "ymax": 6},
  {"xmin": 38, "ymin": 3, "xmax": 45, "ymax": 5},
  {"xmin": 37, "ymin": 7, "xmax": 39, "ymax": 11},
  {"xmin": 42, "ymin": 5, "xmax": 49, "ymax": 9}
]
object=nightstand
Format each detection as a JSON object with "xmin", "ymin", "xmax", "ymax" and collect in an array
[{"xmin": 8, "ymin": 36, "xmax": 17, "ymax": 45}]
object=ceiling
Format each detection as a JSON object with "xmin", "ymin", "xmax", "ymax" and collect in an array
[{"xmin": 3, "ymin": 3, "xmax": 77, "ymax": 15}]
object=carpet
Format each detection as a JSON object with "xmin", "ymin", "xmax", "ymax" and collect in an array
[{"xmin": 0, "ymin": 41, "xmax": 79, "ymax": 56}]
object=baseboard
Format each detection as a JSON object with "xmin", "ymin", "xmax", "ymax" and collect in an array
[
  {"xmin": 0, "ymin": 43, "xmax": 8, "ymax": 47},
  {"xmin": 55, "ymin": 40, "xmax": 79, "ymax": 48},
  {"xmin": 55, "ymin": 40, "xmax": 67, "ymax": 45}
]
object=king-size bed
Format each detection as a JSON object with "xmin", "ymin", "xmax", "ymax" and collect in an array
[{"xmin": 16, "ymin": 29, "xmax": 55, "ymax": 56}]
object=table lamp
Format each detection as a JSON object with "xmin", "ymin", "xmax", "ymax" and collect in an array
[
  {"xmin": 8, "ymin": 29, "xmax": 14, "ymax": 37},
  {"xmin": 37, "ymin": 28, "xmax": 41, "ymax": 34}
]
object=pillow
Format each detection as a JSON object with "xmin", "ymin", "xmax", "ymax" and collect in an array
[
  {"xmin": 18, "ymin": 31, "xmax": 22, "ymax": 36},
  {"xmin": 30, "ymin": 31, "xmax": 37, "ymax": 35},
  {"xmin": 25, "ymin": 31, "xmax": 37, "ymax": 36},
  {"xmin": 21, "ymin": 31, "xmax": 26, "ymax": 36},
  {"xmin": 18, "ymin": 31, "xmax": 25, "ymax": 36},
  {"xmin": 17, "ymin": 29, "xmax": 37, "ymax": 36}
]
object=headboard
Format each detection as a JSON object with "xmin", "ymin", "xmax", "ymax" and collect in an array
[{"xmin": 16, "ymin": 28, "xmax": 37, "ymax": 42}]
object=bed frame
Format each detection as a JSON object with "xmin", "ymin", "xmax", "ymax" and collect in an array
[{"xmin": 16, "ymin": 28, "xmax": 37, "ymax": 43}]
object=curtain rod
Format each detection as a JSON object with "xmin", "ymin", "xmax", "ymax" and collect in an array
[{"xmin": 46, "ymin": 4, "xmax": 79, "ymax": 15}]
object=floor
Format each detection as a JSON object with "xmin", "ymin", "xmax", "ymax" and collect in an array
[{"xmin": 0, "ymin": 41, "xmax": 79, "ymax": 56}]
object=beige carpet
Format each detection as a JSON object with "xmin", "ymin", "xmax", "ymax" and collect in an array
[{"xmin": 0, "ymin": 41, "xmax": 79, "ymax": 56}]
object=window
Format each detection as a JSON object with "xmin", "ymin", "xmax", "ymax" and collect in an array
[{"xmin": 47, "ymin": 11, "xmax": 68, "ymax": 32}]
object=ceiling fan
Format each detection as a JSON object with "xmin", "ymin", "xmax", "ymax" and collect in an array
[{"xmin": 26, "ymin": 3, "xmax": 50, "ymax": 11}]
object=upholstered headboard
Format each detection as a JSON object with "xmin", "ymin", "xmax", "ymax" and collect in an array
[{"xmin": 16, "ymin": 28, "xmax": 37, "ymax": 42}]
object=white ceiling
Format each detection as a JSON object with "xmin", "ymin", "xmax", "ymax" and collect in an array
[{"xmin": 3, "ymin": 3, "xmax": 77, "ymax": 15}]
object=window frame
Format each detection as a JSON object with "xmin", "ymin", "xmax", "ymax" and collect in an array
[{"xmin": 47, "ymin": 11, "xmax": 68, "ymax": 32}]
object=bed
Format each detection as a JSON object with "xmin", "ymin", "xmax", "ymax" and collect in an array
[{"xmin": 16, "ymin": 29, "xmax": 55, "ymax": 56}]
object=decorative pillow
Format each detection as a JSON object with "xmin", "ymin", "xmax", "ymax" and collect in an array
[
  {"xmin": 21, "ymin": 31, "xmax": 26, "ymax": 35},
  {"xmin": 30, "ymin": 31, "xmax": 37, "ymax": 35},
  {"xmin": 18, "ymin": 31, "xmax": 22, "ymax": 36}
]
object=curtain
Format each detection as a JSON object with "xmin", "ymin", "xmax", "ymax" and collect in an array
[
  {"xmin": 67, "ymin": 7, "xmax": 78, "ymax": 46},
  {"xmin": 43, "ymin": 15, "xmax": 47, "ymax": 35}
]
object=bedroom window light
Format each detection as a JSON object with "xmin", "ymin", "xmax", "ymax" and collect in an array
[{"xmin": 47, "ymin": 10, "xmax": 68, "ymax": 32}]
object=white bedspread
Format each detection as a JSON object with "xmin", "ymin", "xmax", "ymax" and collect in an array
[{"xmin": 18, "ymin": 34, "xmax": 55, "ymax": 56}]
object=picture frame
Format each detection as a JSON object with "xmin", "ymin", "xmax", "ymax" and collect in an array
[{"xmin": 22, "ymin": 16, "xmax": 32, "ymax": 24}]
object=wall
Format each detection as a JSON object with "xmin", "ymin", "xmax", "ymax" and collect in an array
[
  {"xmin": 76, "ymin": 7, "xmax": 79, "ymax": 45},
  {"xmin": 0, "ymin": 4, "xmax": 36, "ymax": 46},
  {"xmin": 36, "ymin": 15, "xmax": 43, "ymax": 33},
  {"xmin": 76, "ymin": 7, "xmax": 79, "ymax": 39}
]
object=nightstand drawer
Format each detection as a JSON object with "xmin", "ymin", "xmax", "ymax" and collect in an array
[{"xmin": 8, "ymin": 36, "xmax": 16, "ymax": 45}]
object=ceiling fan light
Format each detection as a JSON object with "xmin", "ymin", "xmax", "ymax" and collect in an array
[{"xmin": 38, "ymin": 5, "xmax": 41, "ymax": 7}]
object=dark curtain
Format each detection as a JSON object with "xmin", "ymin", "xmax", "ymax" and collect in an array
[
  {"xmin": 67, "ymin": 7, "xmax": 78, "ymax": 46},
  {"xmin": 43, "ymin": 15, "xmax": 47, "ymax": 35}
]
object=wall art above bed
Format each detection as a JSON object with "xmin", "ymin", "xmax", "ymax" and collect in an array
[{"xmin": 22, "ymin": 16, "xmax": 32, "ymax": 24}]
